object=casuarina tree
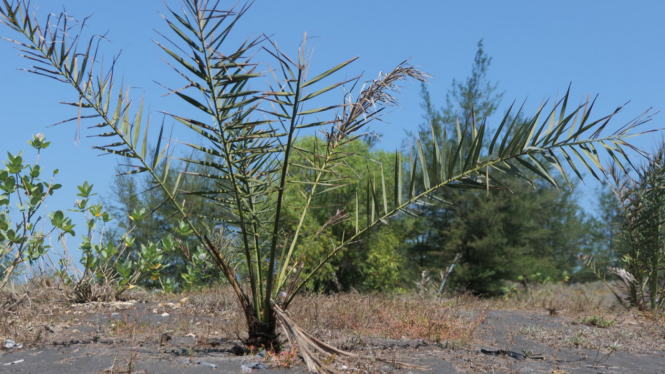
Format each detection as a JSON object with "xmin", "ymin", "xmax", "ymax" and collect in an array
[{"xmin": 410, "ymin": 43, "xmax": 607, "ymax": 294}]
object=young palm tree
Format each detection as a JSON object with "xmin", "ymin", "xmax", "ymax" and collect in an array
[
  {"xmin": 587, "ymin": 152, "xmax": 665, "ymax": 311},
  {"xmin": 0, "ymin": 0, "xmax": 656, "ymax": 371}
]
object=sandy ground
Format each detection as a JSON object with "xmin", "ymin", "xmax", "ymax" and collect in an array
[{"xmin": 1, "ymin": 299, "xmax": 664, "ymax": 373}]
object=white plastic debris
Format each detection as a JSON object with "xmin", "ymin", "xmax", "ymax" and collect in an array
[
  {"xmin": 3, "ymin": 339, "xmax": 22, "ymax": 350},
  {"xmin": 241, "ymin": 361, "xmax": 268, "ymax": 372},
  {"xmin": 71, "ymin": 300, "xmax": 136, "ymax": 310},
  {"xmin": 160, "ymin": 312, "xmax": 170, "ymax": 317},
  {"xmin": 182, "ymin": 359, "xmax": 219, "ymax": 370},
  {"xmin": 3, "ymin": 359, "xmax": 24, "ymax": 366},
  {"xmin": 197, "ymin": 361, "xmax": 218, "ymax": 369}
]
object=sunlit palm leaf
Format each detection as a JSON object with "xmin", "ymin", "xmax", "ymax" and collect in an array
[{"xmin": 285, "ymin": 91, "xmax": 656, "ymax": 307}]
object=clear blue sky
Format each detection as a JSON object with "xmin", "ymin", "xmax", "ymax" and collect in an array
[{"xmin": 1, "ymin": 1, "xmax": 664, "ymax": 257}]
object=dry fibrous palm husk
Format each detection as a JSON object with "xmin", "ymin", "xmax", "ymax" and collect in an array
[{"xmin": 273, "ymin": 303, "xmax": 427, "ymax": 373}]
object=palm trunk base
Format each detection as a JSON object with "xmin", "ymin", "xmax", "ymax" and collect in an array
[{"xmin": 244, "ymin": 312, "xmax": 281, "ymax": 351}]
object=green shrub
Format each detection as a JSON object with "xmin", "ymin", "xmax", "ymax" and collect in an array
[
  {"xmin": 58, "ymin": 183, "xmax": 177, "ymax": 301},
  {"xmin": 0, "ymin": 134, "xmax": 69, "ymax": 292}
]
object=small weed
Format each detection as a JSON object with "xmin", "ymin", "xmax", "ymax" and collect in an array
[
  {"xmin": 265, "ymin": 347, "xmax": 299, "ymax": 368},
  {"xmin": 570, "ymin": 332, "xmax": 588, "ymax": 348},
  {"xmin": 592, "ymin": 340, "xmax": 620, "ymax": 368},
  {"xmin": 579, "ymin": 315, "xmax": 617, "ymax": 328},
  {"xmin": 518, "ymin": 325, "xmax": 537, "ymax": 334},
  {"xmin": 321, "ymin": 353, "xmax": 336, "ymax": 366}
]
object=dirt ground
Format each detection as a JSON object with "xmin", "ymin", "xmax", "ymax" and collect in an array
[{"xmin": 1, "ymin": 290, "xmax": 664, "ymax": 374}]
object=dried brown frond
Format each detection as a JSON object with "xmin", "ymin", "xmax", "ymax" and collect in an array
[
  {"xmin": 354, "ymin": 62, "xmax": 429, "ymax": 109},
  {"xmin": 608, "ymin": 267, "xmax": 638, "ymax": 288},
  {"xmin": 329, "ymin": 62, "xmax": 429, "ymax": 144},
  {"xmin": 273, "ymin": 303, "xmax": 427, "ymax": 373}
]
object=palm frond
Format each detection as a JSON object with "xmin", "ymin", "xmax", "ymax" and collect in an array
[{"xmin": 287, "ymin": 92, "xmax": 656, "ymax": 306}]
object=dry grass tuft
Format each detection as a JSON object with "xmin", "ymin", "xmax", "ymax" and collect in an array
[
  {"xmin": 287, "ymin": 293, "xmax": 486, "ymax": 344},
  {"xmin": 483, "ymin": 281, "xmax": 623, "ymax": 316}
]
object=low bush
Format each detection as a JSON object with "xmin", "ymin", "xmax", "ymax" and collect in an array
[{"xmin": 0, "ymin": 134, "xmax": 69, "ymax": 294}]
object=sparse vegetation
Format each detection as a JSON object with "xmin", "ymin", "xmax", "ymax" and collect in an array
[
  {"xmin": 1, "ymin": 281, "xmax": 664, "ymax": 372},
  {"xmin": 0, "ymin": 135, "xmax": 70, "ymax": 294},
  {"xmin": 578, "ymin": 315, "xmax": 618, "ymax": 328},
  {"xmin": 60, "ymin": 183, "xmax": 176, "ymax": 303}
]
